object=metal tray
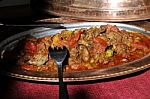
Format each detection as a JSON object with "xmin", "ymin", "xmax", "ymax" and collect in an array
[
  {"xmin": 0, "ymin": 22, "xmax": 150, "ymax": 82},
  {"xmin": 32, "ymin": 0, "xmax": 150, "ymax": 21}
]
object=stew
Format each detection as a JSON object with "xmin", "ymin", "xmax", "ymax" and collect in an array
[{"xmin": 15, "ymin": 25, "xmax": 150, "ymax": 72}]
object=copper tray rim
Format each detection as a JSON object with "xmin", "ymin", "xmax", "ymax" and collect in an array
[
  {"xmin": 44, "ymin": 10, "xmax": 150, "ymax": 22},
  {"xmin": 2, "ymin": 63, "xmax": 150, "ymax": 82},
  {"xmin": 0, "ymin": 22, "xmax": 150, "ymax": 82}
]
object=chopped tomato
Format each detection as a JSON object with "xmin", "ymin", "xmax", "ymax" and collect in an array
[
  {"xmin": 24, "ymin": 41, "xmax": 37, "ymax": 55},
  {"xmin": 106, "ymin": 25, "xmax": 120, "ymax": 32},
  {"xmin": 140, "ymin": 35, "xmax": 150, "ymax": 48},
  {"xmin": 68, "ymin": 31, "xmax": 81, "ymax": 48},
  {"xmin": 93, "ymin": 37, "xmax": 107, "ymax": 53},
  {"xmin": 93, "ymin": 37, "xmax": 107, "ymax": 44},
  {"xmin": 132, "ymin": 32, "xmax": 150, "ymax": 48},
  {"xmin": 131, "ymin": 42, "xmax": 148, "ymax": 50},
  {"xmin": 130, "ymin": 32, "xmax": 150, "ymax": 50}
]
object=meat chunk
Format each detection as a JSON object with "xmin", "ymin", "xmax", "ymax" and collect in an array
[
  {"xmin": 93, "ymin": 36, "xmax": 107, "ymax": 54},
  {"xmin": 27, "ymin": 54, "xmax": 48, "ymax": 66},
  {"xmin": 78, "ymin": 45, "xmax": 90, "ymax": 62},
  {"xmin": 68, "ymin": 48, "xmax": 80, "ymax": 65},
  {"xmin": 106, "ymin": 25, "xmax": 120, "ymax": 33},
  {"xmin": 106, "ymin": 31, "xmax": 123, "ymax": 45},
  {"xmin": 113, "ymin": 44, "xmax": 129, "ymax": 54}
]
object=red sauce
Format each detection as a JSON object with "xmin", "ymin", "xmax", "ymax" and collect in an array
[{"xmin": 13, "ymin": 25, "xmax": 150, "ymax": 72}]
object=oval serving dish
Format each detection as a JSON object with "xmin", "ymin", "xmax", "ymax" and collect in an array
[{"xmin": 0, "ymin": 22, "xmax": 150, "ymax": 82}]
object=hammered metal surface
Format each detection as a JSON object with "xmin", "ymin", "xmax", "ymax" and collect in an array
[{"xmin": 31, "ymin": 0, "xmax": 150, "ymax": 21}]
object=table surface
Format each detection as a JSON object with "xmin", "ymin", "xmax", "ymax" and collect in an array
[
  {"xmin": 0, "ymin": 12, "xmax": 150, "ymax": 99},
  {"xmin": 0, "ymin": 69, "xmax": 149, "ymax": 99}
]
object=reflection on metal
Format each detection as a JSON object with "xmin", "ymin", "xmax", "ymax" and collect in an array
[{"xmin": 32, "ymin": 0, "xmax": 150, "ymax": 21}]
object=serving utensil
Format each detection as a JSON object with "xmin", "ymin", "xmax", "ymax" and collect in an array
[{"xmin": 48, "ymin": 46, "xmax": 69, "ymax": 99}]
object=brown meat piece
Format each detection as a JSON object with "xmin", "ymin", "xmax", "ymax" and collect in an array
[{"xmin": 113, "ymin": 43, "xmax": 129, "ymax": 54}]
